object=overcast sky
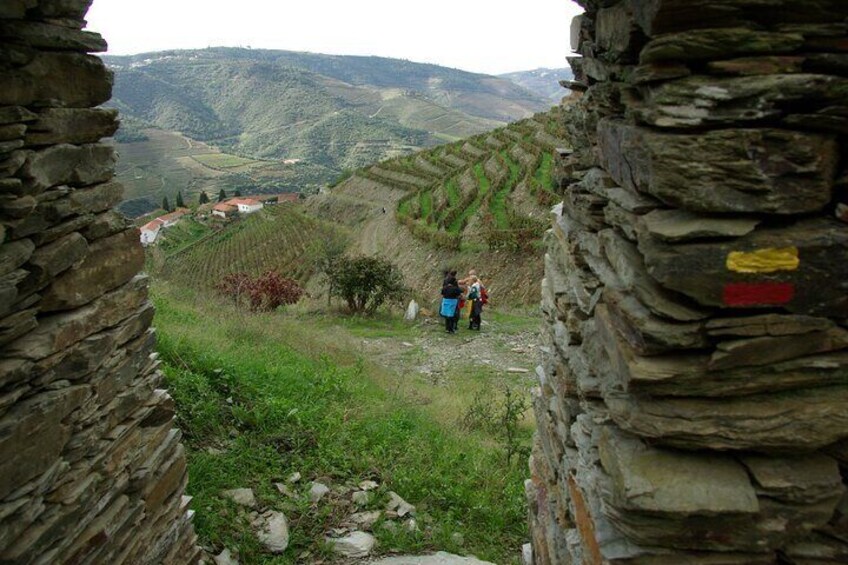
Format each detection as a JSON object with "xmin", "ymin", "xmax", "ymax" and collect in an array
[{"xmin": 85, "ymin": 0, "xmax": 583, "ymax": 75}]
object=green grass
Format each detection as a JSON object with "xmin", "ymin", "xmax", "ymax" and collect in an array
[
  {"xmin": 418, "ymin": 191, "xmax": 433, "ymax": 223},
  {"xmin": 534, "ymin": 152, "xmax": 555, "ymax": 193},
  {"xmin": 448, "ymin": 163, "xmax": 489, "ymax": 234},
  {"xmin": 490, "ymin": 152, "xmax": 521, "ymax": 229},
  {"xmin": 154, "ymin": 285, "xmax": 529, "ymax": 564},
  {"xmin": 158, "ymin": 218, "xmax": 214, "ymax": 255}
]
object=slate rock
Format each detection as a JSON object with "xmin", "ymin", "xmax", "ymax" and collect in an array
[
  {"xmin": 221, "ymin": 488, "xmax": 256, "ymax": 508},
  {"xmin": 599, "ymin": 119, "xmax": 838, "ymax": 214},
  {"xmin": 309, "ymin": 481, "xmax": 330, "ymax": 503},
  {"xmin": 25, "ymin": 108, "xmax": 118, "ymax": 146},
  {"xmin": 633, "ymin": 73, "xmax": 848, "ymax": 128},
  {"xmin": 639, "ymin": 28, "xmax": 804, "ymax": 64},
  {"xmin": 0, "ymin": 52, "xmax": 112, "ymax": 108},
  {"xmin": 255, "ymin": 511, "xmax": 289, "ymax": 554},
  {"xmin": 0, "ymin": 20, "xmax": 107, "ymax": 52},
  {"xmin": 40, "ymin": 228, "xmax": 143, "ymax": 311},
  {"xmin": 739, "ymin": 453, "xmax": 843, "ymax": 504},
  {"xmin": 326, "ymin": 530, "xmax": 375, "ymax": 558},
  {"xmin": 637, "ymin": 218, "xmax": 848, "ymax": 317},
  {"xmin": 20, "ymin": 143, "xmax": 116, "ymax": 195},
  {"xmin": 639, "ymin": 209, "xmax": 760, "ymax": 242},
  {"xmin": 605, "ymin": 385, "xmax": 848, "ymax": 451},
  {"xmin": 705, "ymin": 314, "xmax": 834, "ymax": 338}
]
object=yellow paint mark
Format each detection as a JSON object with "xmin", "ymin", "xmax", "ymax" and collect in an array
[{"xmin": 726, "ymin": 247, "xmax": 799, "ymax": 273}]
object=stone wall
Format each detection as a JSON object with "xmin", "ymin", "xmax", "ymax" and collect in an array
[
  {"xmin": 0, "ymin": 1, "xmax": 200, "ymax": 562},
  {"xmin": 529, "ymin": 1, "xmax": 848, "ymax": 563}
]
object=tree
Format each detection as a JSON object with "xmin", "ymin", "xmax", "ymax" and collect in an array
[
  {"xmin": 327, "ymin": 255, "xmax": 406, "ymax": 314},
  {"xmin": 216, "ymin": 271, "xmax": 305, "ymax": 312},
  {"xmin": 234, "ymin": 189, "xmax": 242, "ymax": 197},
  {"xmin": 176, "ymin": 190, "xmax": 185, "ymax": 208},
  {"xmin": 198, "ymin": 191, "xmax": 209, "ymax": 205},
  {"xmin": 311, "ymin": 233, "xmax": 348, "ymax": 307},
  {"xmin": 162, "ymin": 196, "xmax": 171, "ymax": 212},
  {"xmin": 218, "ymin": 189, "xmax": 227, "ymax": 202}
]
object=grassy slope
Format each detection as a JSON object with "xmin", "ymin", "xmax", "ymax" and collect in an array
[{"xmin": 154, "ymin": 283, "xmax": 531, "ymax": 564}]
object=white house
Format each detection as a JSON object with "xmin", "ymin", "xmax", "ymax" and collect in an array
[
  {"xmin": 229, "ymin": 198, "xmax": 263, "ymax": 214},
  {"xmin": 139, "ymin": 219, "xmax": 163, "ymax": 246},
  {"xmin": 138, "ymin": 208, "xmax": 190, "ymax": 246}
]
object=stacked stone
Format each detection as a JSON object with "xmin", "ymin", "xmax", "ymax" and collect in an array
[
  {"xmin": 0, "ymin": 1, "xmax": 200, "ymax": 562},
  {"xmin": 528, "ymin": 1, "xmax": 848, "ymax": 563}
]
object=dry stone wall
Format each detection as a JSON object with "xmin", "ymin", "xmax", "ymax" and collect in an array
[
  {"xmin": 0, "ymin": 1, "xmax": 200, "ymax": 562},
  {"xmin": 529, "ymin": 1, "xmax": 848, "ymax": 563}
]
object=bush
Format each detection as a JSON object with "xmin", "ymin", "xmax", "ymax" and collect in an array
[
  {"xmin": 216, "ymin": 270, "xmax": 304, "ymax": 311},
  {"xmin": 328, "ymin": 255, "xmax": 407, "ymax": 314}
]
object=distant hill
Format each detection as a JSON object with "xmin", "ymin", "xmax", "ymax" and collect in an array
[
  {"xmin": 106, "ymin": 48, "xmax": 553, "ymax": 217},
  {"xmin": 500, "ymin": 68, "xmax": 573, "ymax": 102}
]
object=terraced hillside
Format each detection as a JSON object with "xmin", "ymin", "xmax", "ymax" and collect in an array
[
  {"xmin": 307, "ymin": 108, "xmax": 570, "ymax": 306},
  {"xmin": 157, "ymin": 204, "xmax": 333, "ymax": 289},
  {"xmin": 374, "ymin": 109, "xmax": 567, "ymax": 251}
]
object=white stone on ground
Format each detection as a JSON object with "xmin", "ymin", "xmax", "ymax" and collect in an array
[
  {"xmin": 347, "ymin": 510, "xmax": 382, "ymax": 530},
  {"xmin": 386, "ymin": 491, "xmax": 415, "ymax": 517},
  {"xmin": 309, "ymin": 481, "xmax": 330, "ymax": 503},
  {"xmin": 359, "ymin": 479, "xmax": 379, "ymax": 490},
  {"xmin": 352, "ymin": 490, "xmax": 371, "ymax": 507},
  {"xmin": 212, "ymin": 548, "xmax": 238, "ymax": 565},
  {"xmin": 405, "ymin": 300, "xmax": 419, "ymax": 321},
  {"xmin": 221, "ymin": 488, "xmax": 256, "ymax": 507},
  {"xmin": 287, "ymin": 471, "xmax": 302, "ymax": 483},
  {"xmin": 326, "ymin": 530, "xmax": 376, "ymax": 558},
  {"xmin": 255, "ymin": 511, "xmax": 290, "ymax": 554},
  {"xmin": 368, "ymin": 552, "xmax": 496, "ymax": 565},
  {"xmin": 522, "ymin": 543, "xmax": 533, "ymax": 565}
]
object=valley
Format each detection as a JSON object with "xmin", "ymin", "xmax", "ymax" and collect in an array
[{"xmin": 106, "ymin": 48, "xmax": 560, "ymax": 219}]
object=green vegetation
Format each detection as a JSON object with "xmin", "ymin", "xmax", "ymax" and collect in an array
[
  {"xmin": 159, "ymin": 205, "xmax": 335, "ymax": 288},
  {"xmin": 385, "ymin": 110, "xmax": 567, "ymax": 252},
  {"xmin": 154, "ymin": 285, "xmax": 532, "ymax": 563}
]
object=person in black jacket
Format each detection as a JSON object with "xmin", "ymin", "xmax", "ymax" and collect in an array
[{"xmin": 440, "ymin": 277, "xmax": 463, "ymax": 333}]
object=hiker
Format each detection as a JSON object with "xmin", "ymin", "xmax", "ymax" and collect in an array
[
  {"xmin": 467, "ymin": 276, "xmax": 486, "ymax": 330},
  {"xmin": 459, "ymin": 269, "xmax": 483, "ymax": 319},
  {"xmin": 440, "ymin": 274, "xmax": 462, "ymax": 333}
]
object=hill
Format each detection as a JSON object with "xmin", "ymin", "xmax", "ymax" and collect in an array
[
  {"xmin": 107, "ymin": 48, "xmax": 552, "ymax": 217},
  {"xmin": 306, "ymin": 106, "xmax": 571, "ymax": 306},
  {"xmin": 500, "ymin": 67, "xmax": 573, "ymax": 102}
]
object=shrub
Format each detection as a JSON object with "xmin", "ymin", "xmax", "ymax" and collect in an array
[
  {"xmin": 216, "ymin": 270, "xmax": 304, "ymax": 311},
  {"xmin": 327, "ymin": 255, "xmax": 407, "ymax": 314}
]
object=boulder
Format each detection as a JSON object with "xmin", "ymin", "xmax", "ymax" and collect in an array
[
  {"xmin": 599, "ymin": 119, "xmax": 837, "ymax": 214},
  {"xmin": 254, "ymin": 511, "xmax": 289, "ymax": 554},
  {"xmin": 40, "ymin": 228, "xmax": 144, "ymax": 311},
  {"xmin": 0, "ymin": 52, "xmax": 112, "ymax": 108}
]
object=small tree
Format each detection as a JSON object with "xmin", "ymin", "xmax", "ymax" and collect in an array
[
  {"xmin": 198, "ymin": 191, "xmax": 210, "ymax": 205},
  {"xmin": 176, "ymin": 190, "xmax": 185, "ymax": 208},
  {"xmin": 328, "ymin": 255, "xmax": 406, "ymax": 314},
  {"xmin": 162, "ymin": 196, "xmax": 171, "ymax": 212},
  {"xmin": 218, "ymin": 189, "xmax": 227, "ymax": 202},
  {"xmin": 216, "ymin": 271, "xmax": 304, "ymax": 312},
  {"xmin": 311, "ymin": 233, "xmax": 348, "ymax": 307},
  {"xmin": 234, "ymin": 189, "xmax": 242, "ymax": 197}
]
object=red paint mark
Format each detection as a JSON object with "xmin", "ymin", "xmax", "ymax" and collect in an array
[{"xmin": 723, "ymin": 282, "xmax": 795, "ymax": 307}]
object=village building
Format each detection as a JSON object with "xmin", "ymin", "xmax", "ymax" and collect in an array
[
  {"xmin": 138, "ymin": 207, "xmax": 190, "ymax": 246},
  {"xmin": 212, "ymin": 197, "xmax": 264, "ymax": 219}
]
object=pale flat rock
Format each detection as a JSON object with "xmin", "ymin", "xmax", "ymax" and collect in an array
[
  {"xmin": 310, "ymin": 481, "xmax": 330, "ymax": 503},
  {"xmin": 346, "ymin": 510, "xmax": 382, "ymax": 530},
  {"xmin": 640, "ymin": 209, "xmax": 760, "ymax": 242},
  {"xmin": 213, "ymin": 548, "xmax": 238, "ymax": 565},
  {"xmin": 352, "ymin": 490, "xmax": 371, "ymax": 507},
  {"xmin": 221, "ymin": 488, "xmax": 256, "ymax": 508},
  {"xmin": 327, "ymin": 530, "xmax": 376, "ymax": 558},
  {"xmin": 369, "ymin": 552, "xmax": 496, "ymax": 565},
  {"xmin": 256, "ymin": 511, "xmax": 290, "ymax": 554},
  {"xmin": 386, "ymin": 491, "xmax": 415, "ymax": 517},
  {"xmin": 359, "ymin": 480, "xmax": 379, "ymax": 490}
]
